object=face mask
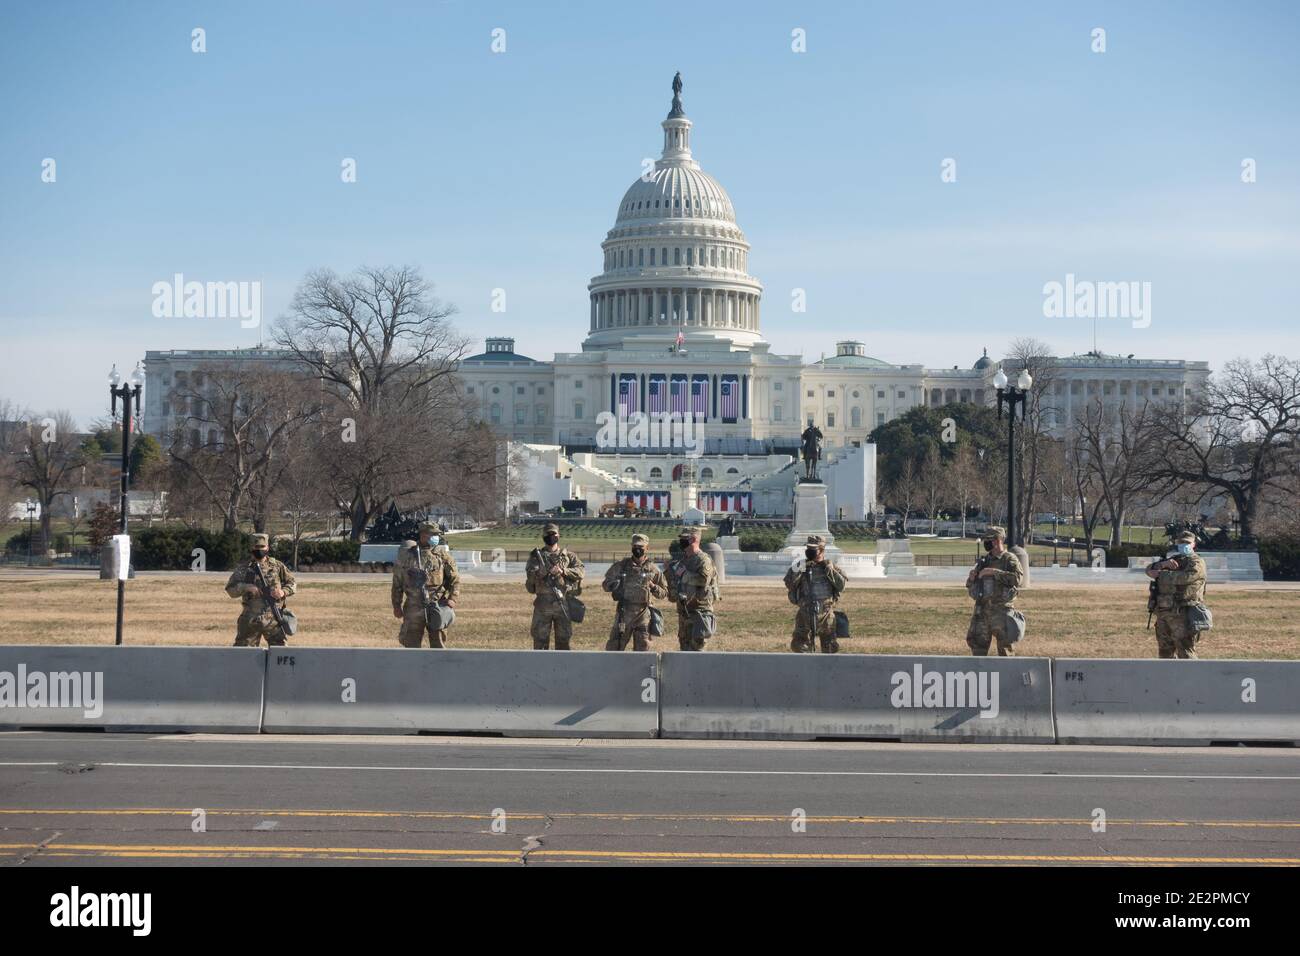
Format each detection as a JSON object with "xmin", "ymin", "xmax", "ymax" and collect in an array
[
  {"xmin": 544, "ymin": 535, "xmax": 558, "ymax": 546},
  {"xmin": 253, "ymin": 550, "xmax": 267, "ymax": 560},
  {"xmin": 428, "ymin": 536, "xmax": 440, "ymax": 547},
  {"xmin": 1176, "ymin": 543, "xmax": 1193, "ymax": 556},
  {"xmin": 678, "ymin": 538, "xmax": 691, "ymax": 550},
  {"xmin": 982, "ymin": 540, "xmax": 994, "ymax": 552},
  {"xmin": 805, "ymin": 548, "xmax": 819, "ymax": 560},
  {"xmin": 632, "ymin": 546, "xmax": 646, "ymax": 558}
]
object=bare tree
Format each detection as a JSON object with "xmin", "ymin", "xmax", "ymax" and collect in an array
[
  {"xmin": 886, "ymin": 457, "xmax": 920, "ymax": 531},
  {"xmin": 1073, "ymin": 397, "xmax": 1157, "ymax": 548},
  {"xmin": 11, "ymin": 411, "xmax": 89, "ymax": 553},
  {"xmin": 274, "ymin": 265, "xmax": 501, "ymax": 540},
  {"xmin": 166, "ymin": 364, "xmax": 325, "ymax": 533},
  {"xmin": 0, "ymin": 399, "xmax": 26, "ymax": 513},
  {"xmin": 948, "ymin": 442, "xmax": 984, "ymax": 539},
  {"xmin": 1066, "ymin": 430, "xmax": 1109, "ymax": 548},
  {"xmin": 1141, "ymin": 355, "xmax": 1300, "ymax": 545},
  {"xmin": 918, "ymin": 443, "xmax": 945, "ymax": 533},
  {"xmin": 267, "ymin": 430, "xmax": 336, "ymax": 569}
]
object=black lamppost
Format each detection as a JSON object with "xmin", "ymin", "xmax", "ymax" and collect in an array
[
  {"xmin": 993, "ymin": 366, "xmax": 1033, "ymax": 549},
  {"xmin": 25, "ymin": 501, "xmax": 37, "ymax": 566},
  {"xmin": 108, "ymin": 361, "xmax": 145, "ymax": 646}
]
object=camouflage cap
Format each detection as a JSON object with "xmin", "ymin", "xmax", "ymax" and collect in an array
[
  {"xmin": 678, "ymin": 528, "xmax": 699, "ymax": 541},
  {"xmin": 631, "ymin": 533, "xmax": 649, "ymax": 546},
  {"xmin": 806, "ymin": 535, "xmax": 826, "ymax": 547},
  {"xmin": 542, "ymin": 522, "xmax": 560, "ymax": 535},
  {"xmin": 418, "ymin": 521, "xmax": 439, "ymax": 534},
  {"xmin": 250, "ymin": 533, "xmax": 269, "ymax": 548},
  {"xmin": 1174, "ymin": 531, "xmax": 1197, "ymax": 544},
  {"xmin": 983, "ymin": 526, "xmax": 1006, "ymax": 541}
]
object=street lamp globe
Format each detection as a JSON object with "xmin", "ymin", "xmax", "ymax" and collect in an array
[
  {"xmin": 993, "ymin": 369, "xmax": 1008, "ymax": 389},
  {"xmin": 1017, "ymin": 369, "xmax": 1033, "ymax": 390},
  {"xmin": 109, "ymin": 364, "xmax": 121, "ymax": 387},
  {"xmin": 130, "ymin": 361, "xmax": 145, "ymax": 388}
]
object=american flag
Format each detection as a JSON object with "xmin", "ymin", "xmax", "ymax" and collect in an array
[
  {"xmin": 691, "ymin": 376, "xmax": 708, "ymax": 417},
  {"xmin": 617, "ymin": 375, "xmax": 638, "ymax": 415},
  {"xmin": 669, "ymin": 375, "xmax": 687, "ymax": 415},
  {"xmin": 648, "ymin": 376, "xmax": 667, "ymax": 414},
  {"xmin": 720, "ymin": 377, "xmax": 739, "ymax": 420}
]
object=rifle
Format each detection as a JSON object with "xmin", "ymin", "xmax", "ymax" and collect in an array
[
  {"xmin": 968, "ymin": 553, "xmax": 991, "ymax": 602},
  {"xmin": 533, "ymin": 547, "xmax": 571, "ymax": 623},
  {"xmin": 614, "ymin": 563, "xmax": 628, "ymax": 639},
  {"xmin": 252, "ymin": 560, "xmax": 293, "ymax": 638},
  {"xmin": 1147, "ymin": 576, "xmax": 1158, "ymax": 629},
  {"xmin": 800, "ymin": 561, "xmax": 828, "ymax": 652}
]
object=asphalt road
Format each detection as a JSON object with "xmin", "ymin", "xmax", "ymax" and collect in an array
[{"xmin": 1, "ymin": 732, "xmax": 1297, "ymax": 865}]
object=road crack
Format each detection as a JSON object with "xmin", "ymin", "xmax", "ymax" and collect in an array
[
  {"xmin": 16, "ymin": 830, "xmax": 61, "ymax": 865},
  {"xmin": 519, "ymin": 814, "xmax": 554, "ymax": 866}
]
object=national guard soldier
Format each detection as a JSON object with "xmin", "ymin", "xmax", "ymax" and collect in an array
[
  {"xmin": 783, "ymin": 535, "xmax": 846, "ymax": 653},
  {"xmin": 1145, "ymin": 530, "xmax": 1209, "ymax": 659},
  {"xmin": 392, "ymin": 521, "xmax": 460, "ymax": 648},
  {"xmin": 602, "ymin": 533, "xmax": 667, "ymax": 651},
  {"xmin": 224, "ymin": 533, "xmax": 296, "ymax": 647},
  {"xmin": 965, "ymin": 526, "xmax": 1025, "ymax": 657},
  {"xmin": 664, "ymin": 528, "xmax": 717, "ymax": 651},
  {"xmin": 525, "ymin": 522, "xmax": 585, "ymax": 650}
]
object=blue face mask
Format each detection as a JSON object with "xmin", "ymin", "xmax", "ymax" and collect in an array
[
  {"xmin": 428, "ymin": 536, "xmax": 440, "ymax": 547},
  {"xmin": 1175, "ymin": 543, "xmax": 1193, "ymax": 556}
]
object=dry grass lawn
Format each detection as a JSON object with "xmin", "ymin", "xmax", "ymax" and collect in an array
[{"xmin": 1, "ymin": 576, "xmax": 1297, "ymax": 659}]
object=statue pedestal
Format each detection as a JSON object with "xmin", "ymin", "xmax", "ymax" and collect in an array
[{"xmin": 783, "ymin": 482, "xmax": 841, "ymax": 558}]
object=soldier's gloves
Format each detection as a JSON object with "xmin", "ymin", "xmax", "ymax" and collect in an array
[{"xmin": 393, "ymin": 606, "xmax": 404, "ymax": 619}]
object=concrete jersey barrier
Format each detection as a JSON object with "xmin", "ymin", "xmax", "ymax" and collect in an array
[
  {"xmin": 1053, "ymin": 658, "xmax": 1300, "ymax": 745},
  {"xmin": 261, "ymin": 647, "xmax": 658, "ymax": 737},
  {"xmin": 659, "ymin": 652, "xmax": 1054, "ymax": 742},
  {"xmin": 0, "ymin": 645, "xmax": 266, "ymax": 733}
]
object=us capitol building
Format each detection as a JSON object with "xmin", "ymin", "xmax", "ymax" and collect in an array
[{"xmin": 144, "ymin": 76, "xmax": 1208, "ymax": 520}]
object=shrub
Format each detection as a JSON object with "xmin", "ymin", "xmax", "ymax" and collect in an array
[
  {"xmin": 133, "ymin": 528, "xmax": 251, "ymax": 571},
  {"xmin": 273, "ymin": 539, "xmax": 361, "ymax": 567},
  {"xmin": 6, "ymin": 530, "xmax": 35, "ymax": 553},
  {"xmin": 1258, "ymin": 536, "xmax": 1300, "ymax": 581},
  {"xmin": 738, "ymin": 530, "xmax": 786, "ymax": 553}
]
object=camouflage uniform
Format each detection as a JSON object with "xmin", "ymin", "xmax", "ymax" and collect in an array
[
  {"xmin": 224, "ymin": 534, "xmax": 296, "ymax": 647},
  {"xmin": 392, "ymin": 532, "xmax": 460, "ymax": 648},
  {"xmin": 1152, "ymin": 541, "xmax": 1207, "ymax": 659},
  {"xmin": 966, "ymin": 527, "xmax": 1024, "ymax": 657},
  {"xmin": 664, "ymin": 542, "xmax": 717, "ymax": 652},
  {"xmin": 783, "ymin": 537, "xmax": 846, "ymax": 653},
  {"xmin": 602, "ymin": 535, "xmax": 667, "ymax": 652},
  {"xmin": 525, "ymin": 525, "xmax": 585, "ymax": 650}
]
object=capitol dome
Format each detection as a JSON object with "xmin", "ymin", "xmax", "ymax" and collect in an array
[{"xmin": 585, "ymin": 74, "xmax": 764, "ymax": 351}]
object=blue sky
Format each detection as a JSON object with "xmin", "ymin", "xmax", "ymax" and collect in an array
[{"xmin": 2, "ymin": 0, "xmax": 1298, "ymax": 425}]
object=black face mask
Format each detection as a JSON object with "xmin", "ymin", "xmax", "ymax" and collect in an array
[
  {"xmin": 983, "ymin": 540, "xmax": 994, "ymax": 552},
  {"xmin": 805, "ymin": 548, "xmax": 819, "ymax": 560},
  {"xmin": 678, "ymin": 538, "xmax": 691, "ymax": 550},
  {"xmin": 632, "ymin": 546, "xmax": 646, "ymax": 558},
  {"xmin": 543, "ymin": 535, "xmax": 558, "ymax": 546},
  {"xmin": 253, "ymin": 550, "xmax": 267, "ymax": 560}
]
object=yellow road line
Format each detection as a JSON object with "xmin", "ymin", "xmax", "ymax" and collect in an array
[
  {"xmin": 0, "ymin": 807, "xmax": 1296, "ymax": 829},
  {"xmin": 0, "ymin": 842, "xmax": 1296, "ymax": 865}
]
